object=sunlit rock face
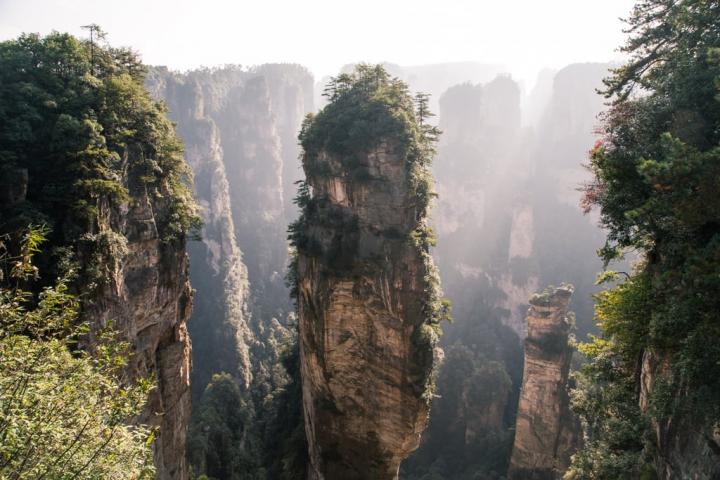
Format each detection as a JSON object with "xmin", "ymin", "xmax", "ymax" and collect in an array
[
  {"xmin": 508, "ymin": 285, "xmax": 579, "ymax": 480},
  {"xmin": 297, "ymin": 142, "xmax": 439, "ymax": 480},
  {"xmin": 3, "ymin": 155, "xmax": 193, "ymax": 480}
]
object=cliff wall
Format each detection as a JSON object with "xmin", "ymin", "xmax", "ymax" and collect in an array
[{"xmin": 297, "ymin": 143, "xmax": 439, "ymax": 479}]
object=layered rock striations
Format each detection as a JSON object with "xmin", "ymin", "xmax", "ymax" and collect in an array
[
  {"xmin": 509, "ymin": 285, "xmax": 579, "ymax": 480},
  {"xmin": 80, "ymin": 166, "xmax": 194, "ymax": 480},
  {"xmin": 292, "ymin": 67, "xmax": 444, "ymax": 480},
  {"xmin": 2, "ymin": 160, "xmax": 194, "ymax": 480}
]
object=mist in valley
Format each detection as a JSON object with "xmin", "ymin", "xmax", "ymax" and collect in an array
[{"xmin": 2, "ymin": 1, "xmax": 718, "ymax": 479}]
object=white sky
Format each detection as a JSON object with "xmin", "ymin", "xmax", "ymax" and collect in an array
[{"xmin": 0, "ymin": 0, "xmax": 634, "ymax": 87}]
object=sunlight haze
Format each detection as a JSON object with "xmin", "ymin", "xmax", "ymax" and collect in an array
[{"xmin": 1, "ymin": 0, "xmax": 634, "ymax": 86}]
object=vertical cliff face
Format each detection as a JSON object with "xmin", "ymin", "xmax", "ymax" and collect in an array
[
  {"xmin": 256, "ymin": 64, "xmax": 317, "ymax": 220},
  {"xmin": 3, "ymin": 164, "xmax": 194, "ymax": 480},
  {"xmin": 80, "ymin": 164, "xmax": 194, "ymax": 480},
  {"xmin": 509, "ymin": 285, "xmax": 579, "ymax": 480},
  {"xmin": 147, "ymin": 64, "xmax": 315, "ymax": 395},
  {"xmin": 155, "ymin": 74, "xmax": 253, "ymax": 393},
  {"xmin": 293, "ymin": 67, "xmax": 443, "ymax": 480},
  {"xmin": 297, "ymin": 144, "xmax": 438, "ymax": 480},
  {"xmin": 147, "ymin": 65, "xmax": 315, "ymax": 477},
  {"xmin": 0, "ymin": 39, "xmax": 200, "ymax": 479},
  {"xmin": 219, "ymin": 76, "xmax": 285, "ymax": 309}
]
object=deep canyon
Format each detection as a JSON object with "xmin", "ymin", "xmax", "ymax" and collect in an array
[{"xmin": 2, "ymin": 8, "xmax": 719, "ymax": 477}]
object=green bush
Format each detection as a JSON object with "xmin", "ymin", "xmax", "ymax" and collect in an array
[{"xmin": 0, "ymin": 228, "xmax": 154, "ymax": 479}]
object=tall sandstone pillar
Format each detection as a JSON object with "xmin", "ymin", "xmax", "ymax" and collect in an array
[
  {"xmin": 509, "ymin": 285, "xmax": 579, "ymax": 480},
  {"xmin": 293, "ymin": 68, "xmax": 443, "ymax": 480}
]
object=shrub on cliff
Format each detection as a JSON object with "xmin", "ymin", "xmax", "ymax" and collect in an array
[
  {"xmin": 0, "ymin": 228, "xmax": 154, "ymax": 479},
  {"xmin": 569, "ymin": 0, "xmax": 720, "ymax": 477}
]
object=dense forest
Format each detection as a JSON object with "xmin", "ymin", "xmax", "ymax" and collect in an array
[
  {"xmin": 0, "ymin": 31, "xmax": 199, "ymax": 478},
  {"xmin": 1, "ymin": 0, "xmax": 719, "ymax": 479}
]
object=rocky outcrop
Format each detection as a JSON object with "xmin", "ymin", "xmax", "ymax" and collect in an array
[
  {"xmin": 0, "ymin": 39, "xmax": 198, "ymax": 479},
  {"xmin": 296, "ymin": 142, "xmax": 439, "ymax": 480},
  {"xmin": 294, "ymin": 69, "xmax": 443, "ymax": 479},
  {"xmin": 81, "ymin": 182, "xmax": 193, "ymax": 480},
  {"xmin": 5, "ymin": 155, "xmax": 196, "ymax": 480},
  {"xmin": 509, "ymin": 285, "xmax": 579, "ymax": 480},
  {"xmin": 639, "ymin": 350, "xmax": 720, "ymax": 479}
]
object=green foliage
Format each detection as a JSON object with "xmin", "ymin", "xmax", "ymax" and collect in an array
[
  {"xmin": 260, "ymin": 335, "xmax": 308, "ymax": 480},
  {"xmin": 571, "ymin": 1, "xmax": 720, "ymax": 476},
  {"xmin": 0, "ymin": 31, "xmax": 200, "ymax": 245},
  {"xmin": 187, "ymin": 334, "xmax": 307, "ymax": 480},
  {"xmin": 298, "ymin": 64, "xmax": 439, "ymax": 219},
  {"xmin": 187, "ymin": 373, "xmax": 262, "ymax": 480},
  {"xmin": 0, "ymin": 228, "xmax": 154, "ymax": 479},
  {"xmin": 402, "ymin": 315, "xmax": 522, "ymax": 480},
  {"xmin": 565, "ymin": 338, "xmax": 651, "ymax": 479},
  {"xmin": 301, "ymin": 64, "xmax": 414, "ymax": 162}
]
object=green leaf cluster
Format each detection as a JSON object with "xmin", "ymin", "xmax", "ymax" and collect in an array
[
  {"xmin": 0, "ymin": 31, "xmax": 200, "ymax": 245},
  {"xmin": 0, "ymin": 228, "xmax": 154, "ymax": 479}
]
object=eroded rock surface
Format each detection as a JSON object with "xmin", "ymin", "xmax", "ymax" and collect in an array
[
  {"xmin": 76, "ymin": 164, "xmax": 194, "ymax": 480},
  {"xmin": 296, "ymin": 139, "xmax": 440, "ymax": 480},
  {"xmin": 509, "ymin": 285, "xmax": 579, "ymax": 480},
  {"xmin": 639, "ymin": 350, "xmax": 720, "ymax": 479}
]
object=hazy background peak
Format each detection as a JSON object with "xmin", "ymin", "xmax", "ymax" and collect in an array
[{"xmin": 1, "ymin": 0, "xmax": 633, "ymax": 88}]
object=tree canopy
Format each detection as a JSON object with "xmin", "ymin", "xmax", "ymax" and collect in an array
[
  {"xmin": 569, "ymin": 1, "xmax": 720, "ymax": 477},
  {"xmin": 0, "ymin": 31, "xmax": 200, "ymax": 244}
]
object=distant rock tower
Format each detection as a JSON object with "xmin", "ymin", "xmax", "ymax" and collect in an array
[{"xmin": 509, "ymin": 285, "xmax": 580, "ymax": 480}]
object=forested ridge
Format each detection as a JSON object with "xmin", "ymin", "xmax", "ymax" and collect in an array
[{"xmin": 0, "ymin": 31, "xmax": 198, "ymax": 478}]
